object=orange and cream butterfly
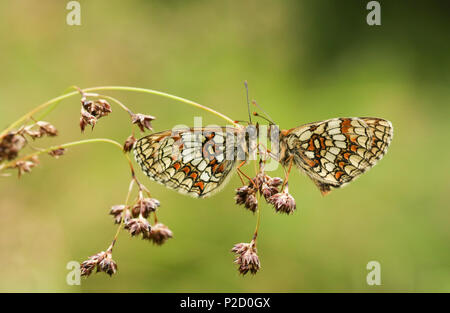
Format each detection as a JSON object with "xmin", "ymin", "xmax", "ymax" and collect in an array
[{"xmin": 133, "ymin": 117, "xmax": 393, "ymax": 197}]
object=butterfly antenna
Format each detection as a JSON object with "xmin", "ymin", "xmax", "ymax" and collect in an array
[
  {"xmin": 252, "ymin": 100, "xmax": 275, "ymax": 125},
  {"xmin": 252, "ymin": 112, "xmax": 272, "ymax": 124},
  {"xmin": 244, "ymin": 81, "xmax": 252, "ymax": 124}
]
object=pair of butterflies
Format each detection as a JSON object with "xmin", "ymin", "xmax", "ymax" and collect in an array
[{"xmin": 133, "ymin": 117, "xmax": 393, "ymax": 198}]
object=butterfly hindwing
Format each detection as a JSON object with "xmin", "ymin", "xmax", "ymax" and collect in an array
[
  {"xmin": 134, "ymin": 127, "xmax": 239, "ymax": 198},
  {"xmin": 280, "ymin": 117, "xmax": 393, "ymax": 195}
]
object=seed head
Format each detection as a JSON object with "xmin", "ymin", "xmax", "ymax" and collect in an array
[
  {"xmin": 269, "ymin": 177, "xmax": 283, "ymax": 187},
  {"xmin": 82, "ymin": 98, "xmax": 112, "ymax": 118},
  {"xmin": 80, "ymin": 249, "xmax": 117, "ymax": 277},
  {"xmin": 48, "ymin": 148, "xmax": 66, "ymax": 159},
  {"xmin": 235, "ymin": 186, "xmax": 258, "ymax": 213},
  {"xmin": 109, "ymin": 205, "xmax": 131, "ymax": 224},
  {"xmin": 0, "ymin": 133, "xmax": 26, "ymax": 162},
  {"xmin": 261, "ymin": 183, "xmax": 279, "ymax": 200},
  {"xmin": 231, "ymin": 241, "xmax": 261, "ymax": 275},
  {"xmin": 92, "ymin": 99, "xmax": 112, "ymax": 117},
  {"xmin": 125, "ymin": 216, "xmax": 151, "ymax": 237},
  {"xmin": 123, "ymin": 134, "xmax": 137, "ymax": 153},
  {"xmin": 145, "ymin": 223, "xmax": 173, "ymax": 245},
  {"xmin": 253, "ymin": 170, "xmax": 283, "ymax": 202},
  {"xmin": 22, "ymin": 121, "xmax": 58, "ymax": 139},
  {"xmin": 268, "ymin": 185, "xmax": 296, "ymax": 215},
  {"xmin": 14, "ymin": 155, "xmax": 39, "ymax": 178},
  {"xmin": 98, "ymin": 250, "xmax": 118, "ymax": 276},
  {"xmin": 132, "ymin": 197, "xmax": 160, "ymax": 218},
  {"xmin": 131, "ymin": 113, "xmax": 155, "ymax": 132},
  {"xmin": 36, "ymin": 121, "xmax": 58, "ymax": 137},
  {"xmin": 79, "ymin": 108, "xmax": 97, "ymax": 132}
]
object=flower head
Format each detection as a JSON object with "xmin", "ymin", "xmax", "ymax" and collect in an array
[
  {"xmin": 123, "ymin": 134, "xmax": 137, "ymax": 153},
  {"xmin": 231, "ymin": 241, "xmax": 261, "ymax": 275},
  {"xmin": 253, "ymin": 164, "xmax": 283, "ymax": 201},
  {"xmin": 82, "ymin": 98, "xmax": 112, "ymax": 118},
  {"xmin": 48, "ymin": 148, "xmax": 66, "ymax": 159},
  {"xmin": 268, "ymin": 185, "xmax": 296, "ymax": 215},
  {"xmin": 132, "ymin": 197, "xmax": 160, "ymax": 218},
  {"xmin": 125, "ymin": 216, "xmax": 151, "ymax": 237},
  {"xmin": 23, "ymin": 121, "xmax": 58, "ymax": 139},
  {"xmin": 235, "ymin": 185, "xmax": 258, "ymax": 213},
  {"xmin": 80, "ymin": 248, "xmax": 117, "ymax": 277},
  {"xmin": 145, "ymin": 223, "xmax": 173, "ymax": 245},
  {"xmin": 131, "ymin": 113, "xmax": 155, "ymax": 132},
  {"xmin": 79, "ymin": 97, "xmax": 112, "ymax": 132},
  {"xmin": 109, "ymin": 205, "xmax": 131, "ymax": 224},
  {"xmin": 36, "ymin": 121, "xmax": 58, "ymax": 137},
  {"xmin": 14, "ymin": 155, "xmax": 39, "ymax": 177},
  {"xmin": 98, "ymin": 251, "xmax": 118, "ymax": 276},
  {"xmin": 0, "ymin": 133, "xmax": 26, "ymax": 162},
  {"xmin": 79, "ymin": 108, "xmax": 97, "ymax": 132}
]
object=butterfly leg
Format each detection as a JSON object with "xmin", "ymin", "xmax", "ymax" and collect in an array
[
  {"xmin": 236, "ymin": 160, "xmax": 258, "ymax": 188},
  {"xmin": 236, "ymin": 161, "xmax": 247, "ymax": 185},
  {"xmin": 281, "ymin": 155, "xmax": 294, "ymax": 191}
]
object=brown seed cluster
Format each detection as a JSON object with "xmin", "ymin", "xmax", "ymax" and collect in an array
[
  {"xmin": 126, "ymin": 216, "xmax": 152, "ymax": 237},
  {"xmin": 0, "ymin": 120, "xmax": 58, "ymax": 163},
  {"xmin": 231, "ymin": 241, "xmax": 261, "ymax": 275},
  {"xmin": 131, "ymin": 113, "xmax": 155, "ymax": 132},
  {"xmin": 0, "ymin": 120, "xmax": 61, "ymax": 177},
  {"xmin": 79, "ymin": 96, "xmax": 112, "ymax": 132},
  {"xmin": 24, "ymin": 121, "xmax": 58, "ymax": 139},
  {"xmin": 0, "ymin": 132, "xmax": 26, "ymax": 162},
  {"xmin": 14, "ymin": 155, "xmax": 39, "ymax": 178},
  {"xmin": 145, "ymin": 223, "xmax": 173, "ymax": 245},
  {"xmin": 76, "ymin": 91, "xmax": 156, "ymax": 139},
  {"xmin": 48, "ymin": 148, "xmax": 66, "ymax": 159},
  {"xmin": 109, "ymin": 193, "xmax": 173, "ymax": 245},
  {"xmin": 268, "ymin": 184, "xmax": 296, "ymax": 214},
  {"xmin": 123, "ymin": 134, "xmax": 137, "ymax": 153},
  {"xmin": 235, "ymin": 162, "xmax": 296, "ymax": 214},
  {"xmin": 235, "ymin": 185, "xmax": 258, "ymax": 213},
  {"xmin": 80, "ymin": 248, "xmax": 118, "ymax": 277}
]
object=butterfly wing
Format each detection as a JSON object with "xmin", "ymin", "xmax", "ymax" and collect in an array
[
  {"xmin": 279, "ymin": 117, "xmax": 393, "ymax": 195},
  {"xmin": 134, "ymin": 127, "xmax": 239, "ymax": 198}
]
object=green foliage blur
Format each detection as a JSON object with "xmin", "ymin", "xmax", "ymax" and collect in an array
[{"xmin": 0, "ymin": 0, "xmax": 448, "ymax": 292}]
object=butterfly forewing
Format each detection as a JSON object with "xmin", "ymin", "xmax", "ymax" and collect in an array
[
  {"xmin": 279, "ymin": 117, "xmax": 393, "ymax": 195},
  {"xmin": 134, "ymin": 127, "xmax": 242, "ymax": 198}
]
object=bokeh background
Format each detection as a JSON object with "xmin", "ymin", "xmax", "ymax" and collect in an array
[{"xmin": 0, "ymin": 0, "xmax": 448, "ymax": 292}]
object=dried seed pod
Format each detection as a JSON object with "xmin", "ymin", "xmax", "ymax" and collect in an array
[{"xmin": 131, "ymin": 113, "xmax": 155, "ymax": 132}]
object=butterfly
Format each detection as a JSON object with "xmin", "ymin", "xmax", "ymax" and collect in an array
[{"xmin": 133, "ymin": 117, "xmax": 393, "ymax": 197}]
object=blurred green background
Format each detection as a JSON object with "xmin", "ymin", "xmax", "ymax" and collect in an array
[{"xmin": 0, "ymin": 0, "xmax": 449, "ymax": 292}]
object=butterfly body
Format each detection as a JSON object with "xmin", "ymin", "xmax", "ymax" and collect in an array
[{"xmin": 134, "ymin": 117, "xmax": 393, "ymax": 197}]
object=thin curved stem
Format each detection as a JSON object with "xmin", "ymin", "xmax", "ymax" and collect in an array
[
  {"xmin": 84, "ymin": 86, "xmax": 237, "ymax": 126},
  {"xmin": 110, "ymin": 179, "xmax": 135, "ymax": 251},
  {"xmin": 253, "ymin": 192, "xmax": 262, "ymax": 245},
  {"xmin": 0, "ymin": 86, "xmax": 238, "ymax": 138},
  {"xmin": 98, "ymin": 94, "xmax": 133, "ymax": 116},
  {"xmin": 0, "ymin": 138, "xmax": 125, "ymax": 172}
]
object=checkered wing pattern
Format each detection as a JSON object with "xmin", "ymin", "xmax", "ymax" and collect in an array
[
  {"xmin": 280, "ymin": 117, "xmax": 393, "ymax": 195},
  {"xmin": 134, "ymin": 128, "xmax": 238, "ymax": 198}
]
